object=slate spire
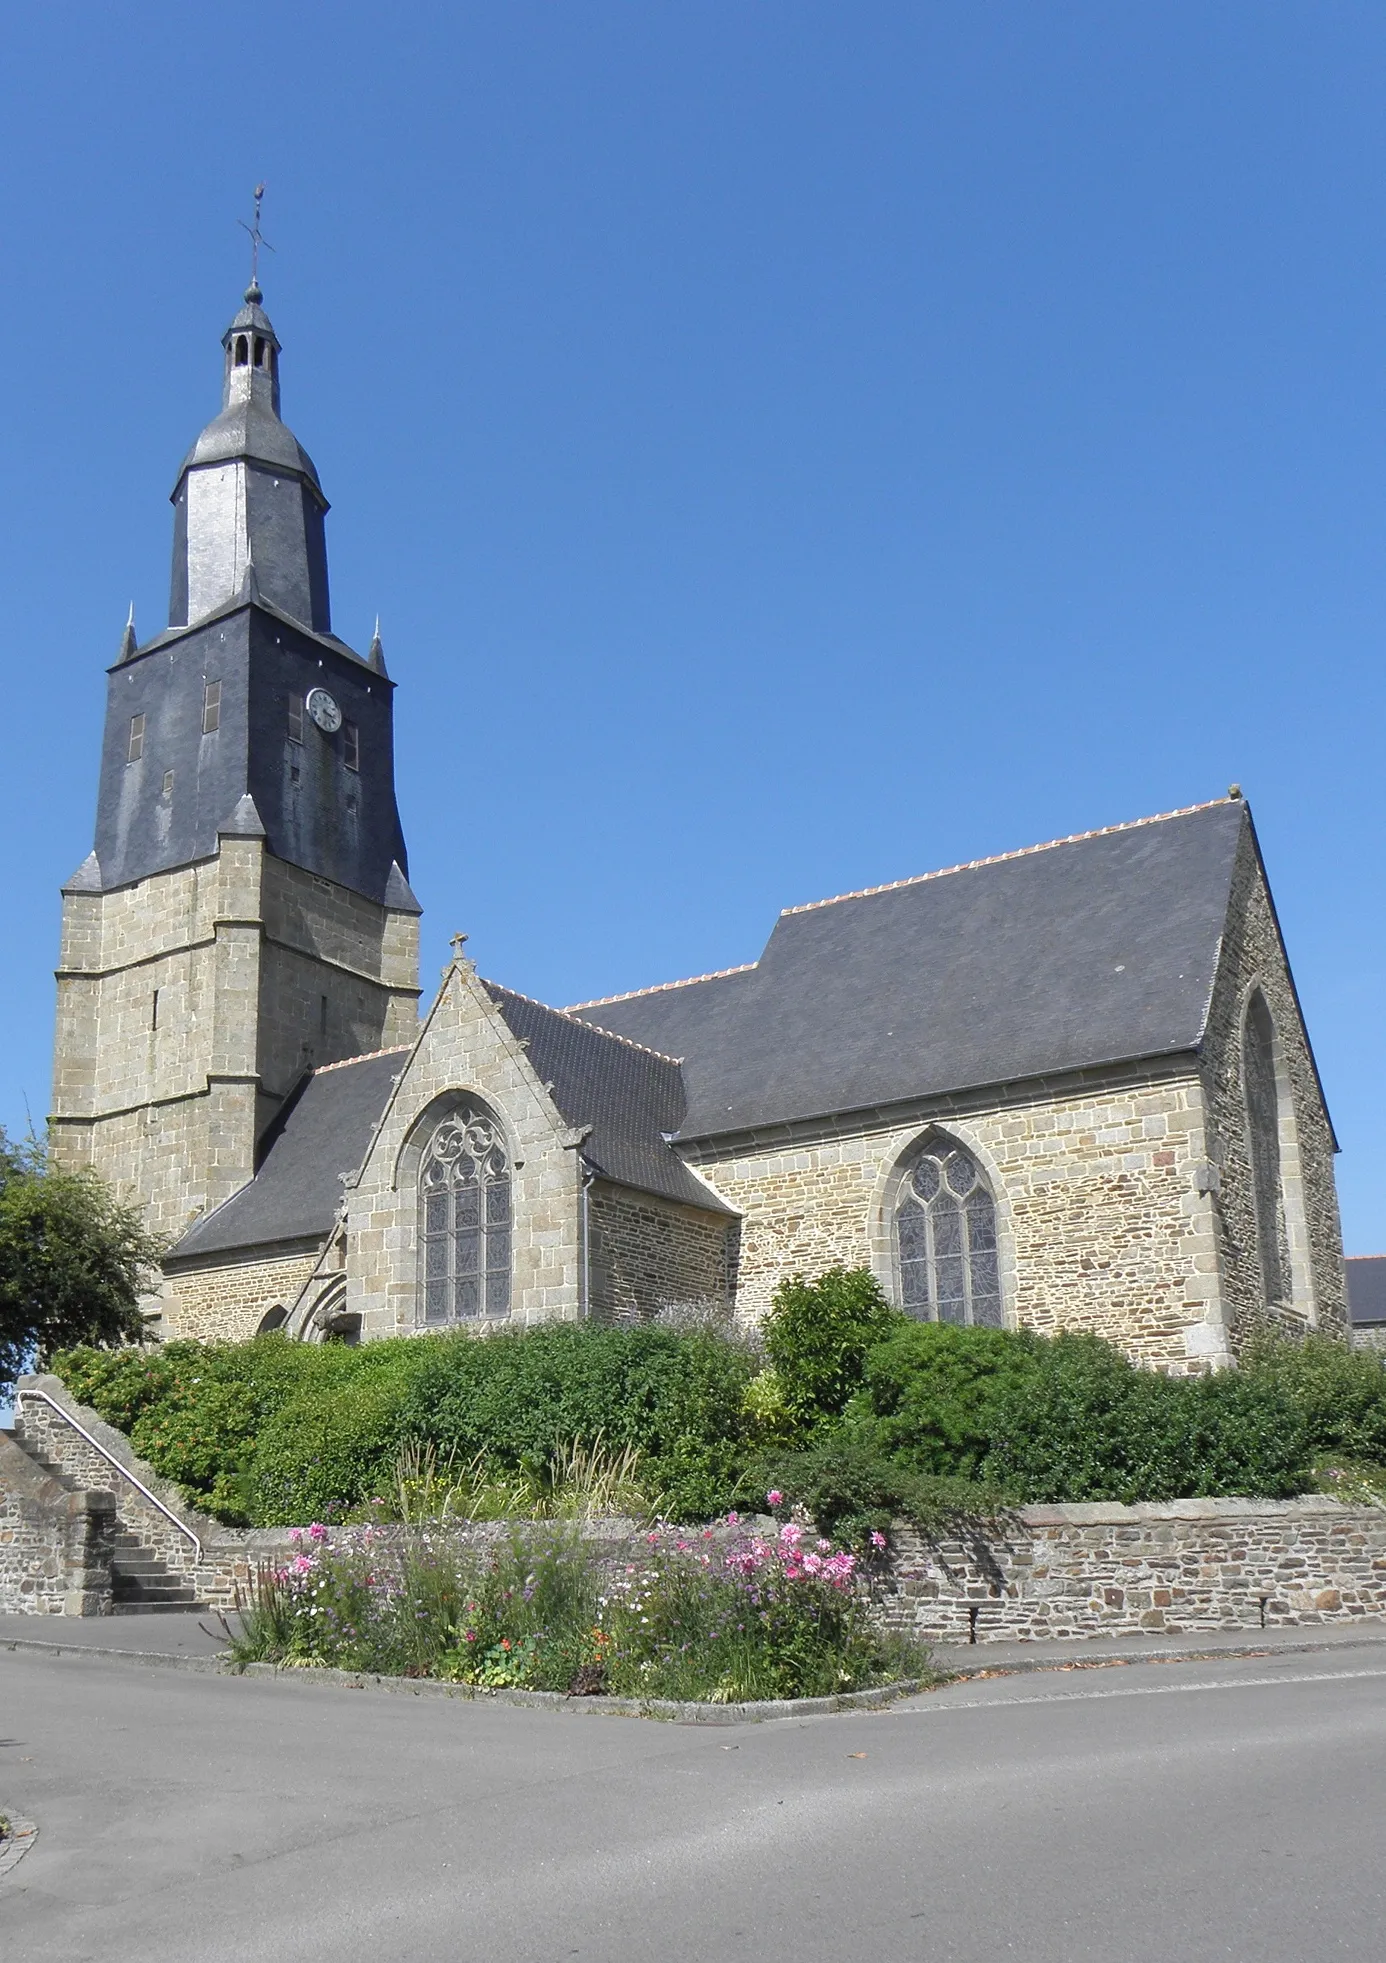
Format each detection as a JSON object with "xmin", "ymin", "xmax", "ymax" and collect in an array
[{"xmin": 167, "ymin": 282, "xmax": 331, "ymax": 635}]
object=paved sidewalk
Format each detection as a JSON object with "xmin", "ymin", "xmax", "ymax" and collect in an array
[
  {"xmin": 0, "ymin": 1611, "xmax": 229, "ymax": 1657},
  {"xmin": 4, "ymin": 1608, "xmax": 1385, "ymax": 1677},
  {"xmin": 928, "ymin": 1614, "xmax": 1386, "ymax": 1673}
]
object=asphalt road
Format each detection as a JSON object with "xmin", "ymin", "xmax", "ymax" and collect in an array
[{"xmin": 3, "ymin": 1646, "xmax": 1384, "ymax": 1961}]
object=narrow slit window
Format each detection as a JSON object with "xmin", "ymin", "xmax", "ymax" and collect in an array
[
  {"xmin": 319, "ymin": 994, "xmax": 329, "ymax": 1038},
  {"xmin": 343, "ymin": 721, "xmax": 360, "ymax": 771},
  {"xmin": 127, "ymin": 713, "xmax": 145, "ymax": 762},
  {"xmin": 162, "ymin": 769, "xmax": 174, "ymax": 798},
  {"xmin": 288, "ymin": 693, "xmax": 304, "ymax": 743},
  {"xmin": 151, "ymin": 988, "xmax": 160, "ymax": 1031},
  {"xmin": 202, "ymin": 680, "xmax": 221, "ymax": 734}
]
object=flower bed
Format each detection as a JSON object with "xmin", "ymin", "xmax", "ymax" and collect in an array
[{"xmin": 227, "ymin": 1505, "xmax": 928, "ymax": 1703}]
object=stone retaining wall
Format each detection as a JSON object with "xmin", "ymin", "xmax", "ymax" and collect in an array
[
  {"xmin": 875, "ymin": 1497, "xmax": 1386, "ymax": 1643},
  {"xmin": 10, "ymin": 1377, "xmax": 1386, "ymax": 1639},
  {"xmin": 0, "ymin": 1430, "xmax": 114, "ymax": 1615}
]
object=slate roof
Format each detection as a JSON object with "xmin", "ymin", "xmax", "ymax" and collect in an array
[
  {"xmin": 166, "ymin": 1048, "xmax": 410, "ymax": 1262},
  {"xmin": 1346, "ymin": 1256, "xmax": 1386, "ymax": 1329},
  {"xmin": 572, "ymin": 800, "xmax": 1251, "ymax": 1140},
  {"xmin": 484, "ymin": 984, "xmax": 733, "ymax": 1213}
]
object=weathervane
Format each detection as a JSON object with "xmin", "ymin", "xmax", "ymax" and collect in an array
[{"xmin": 238, "ymin": 183, "xmax": 274, "ymax": 297}]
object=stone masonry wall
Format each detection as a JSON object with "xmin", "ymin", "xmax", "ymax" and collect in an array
[
  {"xmin": 51, "ymin": 838, "xmax": 421, "ymax": 1268},
  {"xmin": 347, "ymin": 956, "xmax": 586, "ymax": 1335},
  {"xmin": 166, "ymin": 1247, "xmax": 325, "ymax": 1341},
  {"xmin": 587, "ymin": 1181, "xmax": 736, "ymax": 1322},
  {"xmin": 1197, "ymin": 815, "xmax": 1348, "ymax": 1344},
  {"xmin": 687, "ymin": 1060, "xmax": 1229, "ymax": 1368},
  {"xmin": 873, "ymin": 1497, "xmax": 1386, "ymax": 1643},
  {"xmin": 0, "ymin": 1430, "xmax": 114, "ymax": 1615}
]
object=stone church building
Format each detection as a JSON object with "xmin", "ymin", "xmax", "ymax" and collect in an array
[{"xmin": 49, "ymin": 282, "xmax": 1349, "ymax": 1371}]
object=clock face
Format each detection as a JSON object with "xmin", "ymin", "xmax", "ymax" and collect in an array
[{"xmin": 306, "ymin": 687, "xmax": 342, "ymax": 734}]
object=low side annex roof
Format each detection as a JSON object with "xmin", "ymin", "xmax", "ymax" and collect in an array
[
  {"xmin": 167, "ymin": 1048, "xmax": 410, "ymax": 1262},
  {"xmin": 572, "ymin": 800, "xmax": 1250, "ymax": 1140}
]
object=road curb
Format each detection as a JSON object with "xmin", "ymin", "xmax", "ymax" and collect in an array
[
  {"xmin": 0, "ymin": 1815, "xmax": 38, "ymax": 1882},
  {"xmin": 0, "ymin": 1635, "xmax": 929, "ymax": 1722},
  {"xmin": 6, "ymin": 1627, "xmax": 1386, "ymax": 1717}
]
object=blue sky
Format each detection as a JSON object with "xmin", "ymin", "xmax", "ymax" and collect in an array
[{"xmin": 2, "ymin": 4, "xmax": 1384, "ymax": 1250}]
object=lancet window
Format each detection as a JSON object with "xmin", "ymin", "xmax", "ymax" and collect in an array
[
  {"xmin": 1243, "ymin": 992, "xmax": 1288, "ymax": 1306},
  {"xmin": 419, "ymin": 1105, "xmax": 512, "ymax": 1323},
  {"xmin": 895, "ymin": 1138, "xmax": 1002, "ymax": 1327}
]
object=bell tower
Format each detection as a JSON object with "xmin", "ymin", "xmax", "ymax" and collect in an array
[{"xmin": 50, "ymin": 276, "xmax": 422, "ymax": 1267}]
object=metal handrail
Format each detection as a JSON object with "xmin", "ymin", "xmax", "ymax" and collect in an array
[{"xmin": 16, "ymin": 1386, "xmax": 203, "ymax": 1563}]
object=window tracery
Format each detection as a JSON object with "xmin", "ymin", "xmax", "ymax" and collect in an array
[
  {"xmin": 895, "ymin": 1138, "xmax": 1001, "ymax": 1327},
  {"xmin": 419, "ymin": 1105, "xmax": 512, "ymax": 1323}
]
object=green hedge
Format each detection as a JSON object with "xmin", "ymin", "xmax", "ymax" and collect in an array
[
  {"xmin": 53, "ymin": 1273, "xmax": 1385, "ymax": 1532},
  {"xmin": 53, "ymin": 1324, "xmax": 757, "ymax": 1526}
]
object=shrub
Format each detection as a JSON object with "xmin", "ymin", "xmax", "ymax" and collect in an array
[
  {"xmin": 1243, "ymin": 1333, "xmax": 1386, "ymax": 1464},
  {"xmin": 755, "ymin": 1432, "xmax": 1006, "ymax": 1545},
  {"xmin": 247, "ymin": 1379, "xmax": 408, "ymax": 1525},
  {"xmin": 397, "ymin": 1323, "xmax": 756, "ymax": 1518},
  {"xmin": 761, "ymin": 1267, "xmax": 905, "ymax": 1430},
  {"xmin": 843, "ymin": 1321, "xmax": 1044, "ymax": 1478},
  {"xmin": 983, "ymin": 1334, "xmax": 1310, "ymax": 1503}
]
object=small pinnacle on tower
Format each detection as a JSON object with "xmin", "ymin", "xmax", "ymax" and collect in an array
[
  {"xmin": 1228, "ymin": 783, "xmax": 1242, "ymax": 801},
  {"xmin": 367, "ymin": 616, "xmax": 388, "ymax": 674},
  {"xmin": 116, "ymin": 604, "xmax": 138, "ymax": 664}
]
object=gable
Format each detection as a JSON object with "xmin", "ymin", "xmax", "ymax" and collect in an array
[{"xmin": 573, "ymin": 800, "xmax": 1248, "ymax": 1139}]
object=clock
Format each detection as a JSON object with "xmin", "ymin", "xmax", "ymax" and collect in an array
[{"xmin": 305, "ymin": 687, "xmax": 342, "ymax": 733}]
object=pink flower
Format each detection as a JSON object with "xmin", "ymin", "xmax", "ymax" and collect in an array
[
  {"xmin": 647, "ymin": 1532, "xmax": 659, "ymax": 1545},
  {"xmin": 725, "ymin": 1511, "xmax": 740, "ymax": 1526},
  {"xmin": 779, "ymin": 1522, "xmax": 802, "ymax": 1549},
  {"xmin": 766, "ymin": 1490, "xmax": 783, "ymax": 1508},
  {"xmin": 290, "ymin": 1554, "xmax": 315, "ymax": 1576},
  {"xmin": 870, "ymin": 1530, "xmax": 888, "ymax": 1549},
  {"xmin": 308, "ymin": 1522, "xmax": 327, "ymax": 1543}
]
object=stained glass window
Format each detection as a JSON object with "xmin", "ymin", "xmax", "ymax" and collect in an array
[
  {"xmin": 1244, "ymin": 993, "xmax": 1287, "ymax": 1306},
  {"xmin": 896, "ymin": 1140, "xmax": 1002, "ymax": 1327},
  {"xmin": 419, "ymin": 1107, "xmax": 512, "ymax": 1323}
]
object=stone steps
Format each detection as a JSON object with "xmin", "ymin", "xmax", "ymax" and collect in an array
[{"xmin": 14, "ymin": 1432, "xmax": 206, "ymax": 1612}]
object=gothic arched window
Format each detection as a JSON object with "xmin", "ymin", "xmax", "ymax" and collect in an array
[
  {"xmin": 419, "ymin": 1105, "xmax": 512, "ymax": 1323},
  {"xmin": 895, "ymin": 1138, "xmax": 1002, "ymax": 1327},
  {"xmin": 1243, "ymin": 992, "xmax": 1287, "ymax": 1306}
]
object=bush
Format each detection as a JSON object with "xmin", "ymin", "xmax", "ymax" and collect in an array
[
  {"xmin": 55, "ymin": 1322, "xmax": 758, "ymax": 1526},
  {"xmin": 762, "ymin": 1267, "xmax": 904, "ymax": 1429},
  {"xmin": 1243, "ymin": 1333, "xmax": 1386, "ymax": 1464},
  {"xmin": 756, "ymin": 1431, "xmax": 1007, "ymax": 1545},
  {"xmin": 983, "ymin": 1333, "xmax": 1310, "ymax": 1503},
  {"xmin": 397, "ymin": 1323, "xmax": 756, "ymax": 1519},
  {"xmin": 843, "ymin": 1321, "xmax": 1044, "ymax": 1478},
  {"xmin": 248, "ymin": 1379, "xmax": 411, "ymax": 1525}
]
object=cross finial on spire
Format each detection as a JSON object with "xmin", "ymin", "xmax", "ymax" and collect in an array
[
  {"xmin": 238, "ymin": 183, "xmax": 275, "ymax": 302},
  {"xmin": 450, "ymin": 932, "xmax": 469, "ymax": 962}
]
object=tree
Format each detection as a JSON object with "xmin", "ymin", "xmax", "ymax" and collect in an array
[{"xmin": 0, "ymin": 1130, "xmax": 164, "ymax": 1400}]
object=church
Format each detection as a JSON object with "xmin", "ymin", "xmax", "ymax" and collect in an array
[{"xmin": 49, "ymin": 280, "xmax": 1349, "ymax": 1372}]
